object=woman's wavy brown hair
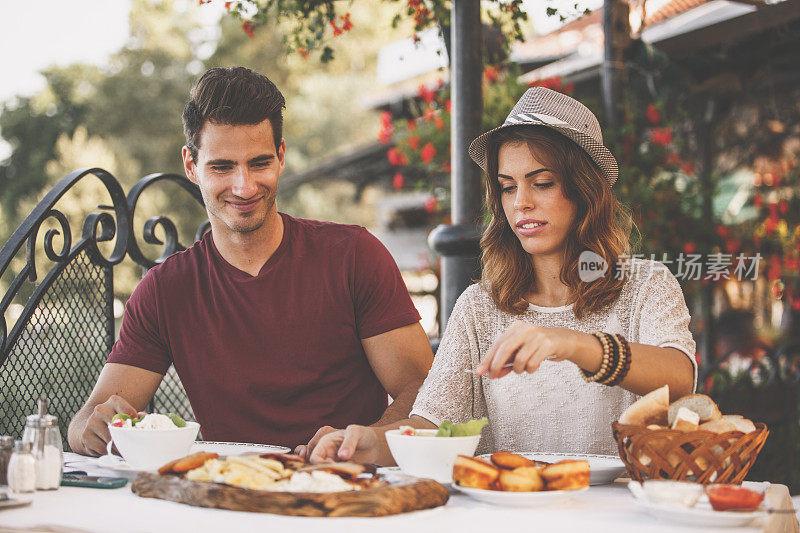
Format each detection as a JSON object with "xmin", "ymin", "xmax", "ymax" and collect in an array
[{"xmin": 480, "ymin": 125, "xmax": 632, "ymax": 319}]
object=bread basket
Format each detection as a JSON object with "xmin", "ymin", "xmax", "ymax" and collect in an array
[{"xmin": 612, "ymin": 422, "xmax": 769, "ymax": 484}]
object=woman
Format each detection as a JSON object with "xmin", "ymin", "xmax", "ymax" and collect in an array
[{"xmin": 307, "ymin": 87, "xmax": 696, "ymax": 465}]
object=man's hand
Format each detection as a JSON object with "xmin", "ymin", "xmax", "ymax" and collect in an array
[
  {"xmin": 78, "ymin": 395, "xmax": 140, "ymax": 457},
  {"xmin": 308, "ymin": 425, "xmax": 381, "ymax": 464},
  {"xmin": 294, "ymin": 425, "xmax": 337, "ymax": 460}
]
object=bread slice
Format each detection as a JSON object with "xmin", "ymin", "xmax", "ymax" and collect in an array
[
  {"xmin": 490, "ymin": 451, "xmax": 538, "ymax": 470},
  {"xmin": 668, "ymin": 394, "xmax": 722, "ymax": 426},
  {"xmin": 699, "ymin": 418, "xmax": 738, "ymax": 434},
  {"xmin": 540, "ymin": 460, "xmax": 590, "ymax": 491},
  {"xmin": 498, "ymin": 466, "xmax": 544, "ymax": 492},
  {"xmin": 671, "ymin": 406, "xmax": 700, "ymax": 432},
  {"xmin": 619, "ymin": 385, "xmax": 669, "ymax": 426},
  {"xmin": 452, "ymin": 455, "xmax": 499, "ymax": 490},
  {"xmin": 722, "ymin": 415, "xmax": 756, "ymax": 433}
]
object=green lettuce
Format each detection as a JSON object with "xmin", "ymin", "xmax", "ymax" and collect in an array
[{"xmin": 436, "ymin": 417, "xmax": 488, "ymax": 437}]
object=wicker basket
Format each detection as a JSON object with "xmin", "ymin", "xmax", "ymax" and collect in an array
[{"xmin": 612, "ymin": 422, "xmax": 769, "ymax": 484}]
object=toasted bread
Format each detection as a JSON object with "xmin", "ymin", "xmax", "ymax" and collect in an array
[
  {"xmin": 540, "ymin": 459, "xmax": 590, "ymax": 491},
  {"xmin": 619, "ymin": 385, "xmax": 669, "ymax": 426},
  {"xmin": 498, "ymin": 466, "xmax": 544, "ymax": 492},
  {"xmin": 166, "ymin": 452, "xmax": 218, "ymax": 474},
  {"xmin": 490, "ymin": 451, "xmax": 538, "ymax": 470},
  {"xmin": 453, "ymin": 455, "xmax": 500, "ymax": 490}
]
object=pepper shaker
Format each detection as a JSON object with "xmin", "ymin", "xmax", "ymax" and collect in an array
[
  {"xmin": 0, "ymin": 435, "xmax": 13, "ymax": 485},
  {"xmin": 7, "ymin": 441, "xmax": 35, "ymax": 494},
  {"xmin": 22, "ymin": 396, "xmax": 63, "ymax": 490}
]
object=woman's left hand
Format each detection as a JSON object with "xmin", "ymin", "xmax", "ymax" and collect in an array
[{"xmin": 476, "ymin": 321, "xmax": 581, "ymax": 378}]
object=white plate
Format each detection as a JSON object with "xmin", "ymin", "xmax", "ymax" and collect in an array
[
  {"xmin": 95, "ymin": 441, "xmax": 290, "ymax": 474},
  {"xmin": 477, "ymin": 452, "xmax": 626, "ymax": 485},
  {"xmin": 629, "ymin": 481, "xmax": 765, "ymax": 528},
  {"xmin": 452, "ymin": 484, "xmax": 588, "ymax": 507}
]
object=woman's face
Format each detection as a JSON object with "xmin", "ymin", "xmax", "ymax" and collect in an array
[{"xmin": 497, "ymin": 141, "xmax": 577, "ymax": 257}]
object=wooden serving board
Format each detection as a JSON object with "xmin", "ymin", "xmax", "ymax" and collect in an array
[{"xmin": 131, "ymin": 471, "xmax": 449, "ymax": 517}]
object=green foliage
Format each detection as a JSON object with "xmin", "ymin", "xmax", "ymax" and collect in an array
[{"xmin": 222, "ymin": 0, "xmax": 530, "ymax": 63}]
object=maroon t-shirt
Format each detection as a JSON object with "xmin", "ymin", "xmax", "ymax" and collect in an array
[{"xmin": 108, "ymin": 213, "xmax": 421, "ymax": 447}]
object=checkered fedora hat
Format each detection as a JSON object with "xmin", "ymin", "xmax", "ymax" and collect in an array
[{"xmin": 468, "ymin": 87, "xmax": 618, "ymax": 186}]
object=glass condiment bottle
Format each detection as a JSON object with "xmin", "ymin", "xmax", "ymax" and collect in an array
[
  {"xmin": 22, "ymin": 396, "xmax": 63, "ymax": 490},
  {"xmin": 0, "ymin": 435, "xmax": 13, "ymax": 486},
  {"xmin": 7, "ymin": 441, "xmax": 35, "ymax": 494}
]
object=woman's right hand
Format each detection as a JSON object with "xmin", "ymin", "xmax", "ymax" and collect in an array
[{"xmin": 308, "ymin": 425, "xmax": 381, "ymax": 464}]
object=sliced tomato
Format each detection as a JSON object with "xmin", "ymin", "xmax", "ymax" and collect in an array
[{"xmin": 111, "ymin": 418, "xmax": 125, "ymax": 427}]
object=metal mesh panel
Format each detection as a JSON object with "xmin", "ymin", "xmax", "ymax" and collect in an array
[
  {"xmin": 150, "ymin": 365, "xmax": 196, "ymax": 426},
  {"xmin": 0, "ymin": 251, "xmax": 111, "ymax": 451}
]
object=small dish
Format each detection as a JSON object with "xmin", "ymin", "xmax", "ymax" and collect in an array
[
  {"xmin": 629, "ymin": 481, "xmax": 766, "ymax": 528},
  {"xmin": 452, "ymin": 484, "xmax": 588, "ymax": 507},
  {"xmin": 96, "ymin": 441, "xmax": 291, "ymax": 473},
  {"xmin": 385, "ymin": 429, "xmax": 481, "ymax": 483}
]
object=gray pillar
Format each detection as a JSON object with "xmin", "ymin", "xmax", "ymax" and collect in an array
[{"xmin": 429, "ymin": 0, "xmax": 483, "ymax": 333}]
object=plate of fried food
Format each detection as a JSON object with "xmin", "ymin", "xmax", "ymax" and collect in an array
[
  {"xmin": 131, "ymin": 452, "xmax": 451, "ymax": 517},
  {"xmin": 477, "ymin": 452, "xmax": 626, "ymax": 486},
  {"xmin": 451, "ymin": 451, "xmax": 589, "ymax": 507}
]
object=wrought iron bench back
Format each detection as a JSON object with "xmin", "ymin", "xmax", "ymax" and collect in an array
[{"xmin": 1, "ymin": 168, "xmax": 206, "ymax": 450}]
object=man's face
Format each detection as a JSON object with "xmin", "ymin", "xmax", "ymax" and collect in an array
[{"xmin": 182, "ymin": 119, "xmax": 285, "ymax": 235}]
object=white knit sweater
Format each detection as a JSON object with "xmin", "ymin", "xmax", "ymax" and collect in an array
[{"xmin": 410, "ymin": 259, "xmax": 697, "ymax": 456}]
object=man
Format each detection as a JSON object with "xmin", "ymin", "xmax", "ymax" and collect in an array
[{"xmin": 67, "ymin": 67, "xmax": 433, "ymax": 455}]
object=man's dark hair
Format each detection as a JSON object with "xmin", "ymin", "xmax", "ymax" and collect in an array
[{"xmin": 182, "ymin": 67, "xmax": 286, "ymax": 161}]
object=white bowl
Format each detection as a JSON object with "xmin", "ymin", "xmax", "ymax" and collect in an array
[
  {"xmin": 108, "ymin": 421, "xmax": 200, "ymax": 471},
  {"xmin": 385, "ymin": 428, "xmax": 481, "ymax": 483}
]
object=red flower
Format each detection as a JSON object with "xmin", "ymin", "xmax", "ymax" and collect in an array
[
  {"xmin": 651, "ymin": 128, "xmax": 673, "ymax": 146},
  {"xmin": 483, "ymin": 66, "xmax": 500, "ymax": 84},
  {"xmin": 420, "ymin": 143, "xmax": 436, "ymax": 164},
  {"xmin": 406, "ymin": 119, "xmax": 416, "ymax": 131},
  {"xmin": 417, "ymin": 84, "xmax": 435, "ymax": 104},
  {"xmin": 380, "ymin": 111, "xmax": 393, "ymax": 127},
  {"xmin": 387, "ymin": 147, "xmax": 407, "ymax": 166},
  {"xmin": 725, "ymin": 239, "xmax": 740, "ymax": 254},
  {"xmin": 423, "ymin": 108, "xmax": 436, "ymax": 122},
  {"xmin": 765, "ymin": 217, "xmax": 777, "ymax": 236},
  {"xmin": 393, "ymin": 172, "xmax": 405, "ymax": 190},
  {"xmin": 435, "ymin": 117, "xmax": 444, "ymax": 130},
  {"xmin": 340, "ymin": 13, "xmax": 353, "ymax": 32},
  {"xmin": 330, "ymin": 20, "xmax": 343, "ymax": 36},
  {"xmin": 646, "ymin": 104, "xmax": 661, "ymax": 125},
  {"xmin": 445, "ymin": 99, "xmax": 451, "ymax": 113},
  {"xmin": 528, "ymin": 77, "xmax": 562, "ymax": 91},
  {"xmin": 408, "ymin": 136, "xmax": 420, "ymax": 150},
  {"xmin": 665, "ymin": 151, "xmax": 680, "ymax": 166},
  {"xmin": 442, "ymin": 161, "xmax": 451, "ymax": 173},
  {"xmin": 681, "ymin": 162, "xmax": 695, "ymax": 175},
  {"xmin": 424, "ymin": 196, "xmax": 437, "ymax": 213},
  {"xmin": 779, "ymin": 199, "xmax": 789, "ymax": 215},
  {"xmin": 242, "ymin": 21, "xmax": 254, "ymax": 38},
  {"xmin": 683, "ymin": 241, "xmax": 697, "ymax": 255},
  {"xmin": 378, "ymin": 129, "xmax": 392, "ymax": 145},
  {"xmin": 753, "ymin": 194, "xmax": 763, "ymax": 208},
  {"xmin": 716, "ymin": 225, "xmax": 729, "ymax": 238},
  {"xmin": 224, "ymin": 1, "xmax": 232, "ymax": 11}
]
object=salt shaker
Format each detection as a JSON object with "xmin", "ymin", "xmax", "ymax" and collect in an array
[
  {"xmin": 22, "ymin": 396, "xmax": 63, "ymax": 490},
  {"xmin": 7, "ymin": 441, "xmax": 35, "ymax": 494},
  {"xmin": 0, "ymin": 435, "xmax": 13, "ymax": 485}
]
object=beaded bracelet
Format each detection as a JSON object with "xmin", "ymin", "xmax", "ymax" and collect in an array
[
  {"xmin": 599, "ymin": 333, "xmax": 626, "ymax": 386},
  {"xmin": 582, "ymin": 331, "xmax": 617, "ymax": 383},
  {"xmin": 604, "ymin": 333, "xmax": 632, "ymax": 386}
]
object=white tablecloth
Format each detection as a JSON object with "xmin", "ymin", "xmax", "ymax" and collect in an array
[{"xmin": 0, "ymin": 454, "xmax": 797, "ymax": 533}]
